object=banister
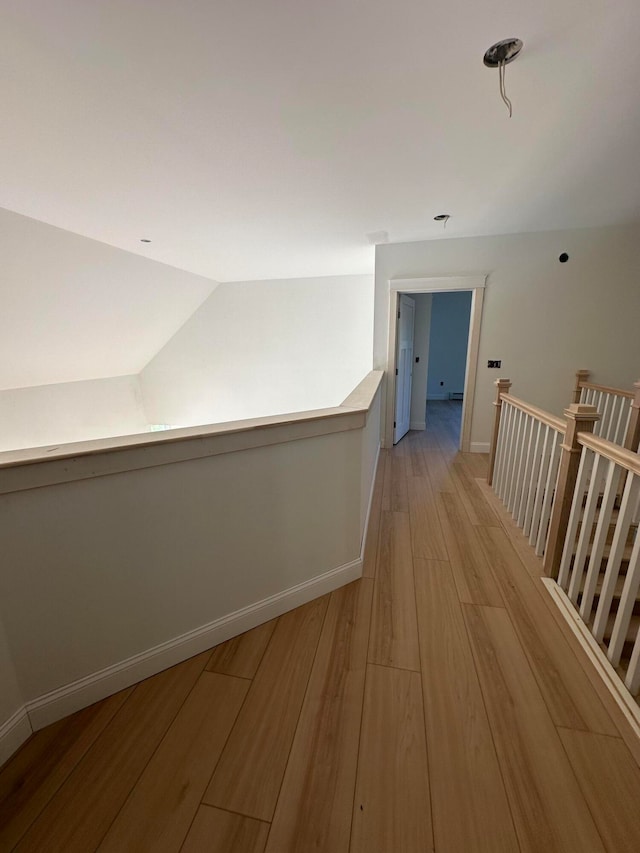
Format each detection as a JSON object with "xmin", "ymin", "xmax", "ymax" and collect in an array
[
  {"xmin": 577, "ymin": 432, "xmax": 640, "ymax": 477},
  {"xmin": 577, "ymin": 381, "xmax": 635, "ymax": 400},
  {"xmin": 340, "ymin": 370, "xmax": 384, "ymax": 411},
  {"xmin": 500, "ymin": 393, "xmax": 566, "ymax": 433}
]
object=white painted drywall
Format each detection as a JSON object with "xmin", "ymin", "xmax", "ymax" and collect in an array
[
  {"xmin": 140, "ymin": 275, "xmax": 374, "ymax": 426},
  {"xmin": 409, "ymin": 294, "xmax": 432, "ymax": 430},
  {"xmin": 426, "ymin": 291, "xmax": 472, "ymax": 400},
  {"xmin": 0, "ymin": 207, "xmax": 216, "ymax": 391},
  {"xmin": 0, "ymin": 427, "xmax": 362, "ymax": 702},
  {"xmin": 0, "ymin": 375, "xmax": 149, "ymax": 452},
  {"xmin": 5, "ymin": 3, "xmax": 640, "ymax": 283},
  {"xmin": 375, "ymin": 224, "xmax": 640, "ymax": 447}
]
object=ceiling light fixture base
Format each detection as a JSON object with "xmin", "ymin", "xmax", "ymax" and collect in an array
[{"xmin": 483, "ymin": 38, "xmax": 523, "ymax": 68}]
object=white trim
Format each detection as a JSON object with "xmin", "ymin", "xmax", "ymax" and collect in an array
[
  {"xmin": 26, "ymin": 557, "xmax": 362, "ymax": 731},
  {"xmin": 470, "ymin": 442, "xmax": 491, "ymax": 453},
  {"xmin": 0, "ymin": 706, "xmax": 32, "ymax": 766},
  {"xmin": 542, "ymin": 578, "xmax": 640, "ymax": 741},
  {"xmin": 460, "ymin": 287, "xmax": 484, "ymax": 453},
  {"xmin": 390, "ymin": 275, "xmax": 487, "ymax": 292},
  {"xmin": 410, "ymin": 421, "xmax": 426, "ymax": 431},
  {"xmin": 385, "ymin": 276, "xmax": 487, "ymax": 451}
]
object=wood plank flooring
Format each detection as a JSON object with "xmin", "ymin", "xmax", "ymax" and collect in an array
[{"xmin": 1, "ymin": 400, "xmax": 639, "ymax": 852}]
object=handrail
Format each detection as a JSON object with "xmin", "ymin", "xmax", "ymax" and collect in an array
[
  {"xmin": 577, "ymin": 432, "xmax": 640, "ymax": 477},
  {"xmin": 0, "ymin": 371, "xmax": 384, "ymax": 495},
  {"xmin": 578, "ymin": 380, "xmax": 634, "ymax": 400},
  {"xmin": 340, "ymin": 371, "xmax": 384, "ymax": 410},
  {"xmin": 500, "ymin": 393, "xmax": 566, "ymax": 434}
]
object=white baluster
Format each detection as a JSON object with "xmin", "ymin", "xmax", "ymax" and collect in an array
[
  {"xmin": 537, "ymin": 431, "xmax": 562, "ymax": 557},
  {"xmin": 579, "ymin": 458, "xmax": 618, "ymax": 621},
  {"xmin": 495, "ymin": 403, "xmax": 513, "ymax": 500},
  {"xmin": 613, "ymin": 396, "xmax": 627, "ymax": 445},
  {"xmin": 593, "ymin": 474, "xmax": 640, "ymax": 642},
  {"xmin": 505, "ymin": 408, "xmax": 523, "ymax": 510},
  {"xmin": 492, "ymin": 400, "xmax": 509, "ymax": 495},
  {"xmin": 622, "ymin": 400, "xmax": 633, "ymax": 447},
  {"xmin": 567, "ymin": 452, "xmax": 605, "ymax": 602},
  {"xmin": 523, "ymin": 421, "xmax": 543, "ymax": 536},
  {"xmin": 593, "ymin": 391, "xmax": 603, "ymax": 436},
  {"xmin": 509, "ymin": 413, "xmax": 530, "ymax": 516},
  {"xmin": 557, "ymin": 447, "xmax": 592, "ymax": 590},
  {"xmin": 530, "ymin": 425, "xmax": 551, "ymax": 547},
  {"xmin": 600, "ymin": 393, "xmax": 613, "ymax": 441},
  {"xmin": 608, "ymin": 502, "xmax": 640, "ymax": 666},
  {"xmin": 516, "ymin": 415, "xmax": 535, "ymax": 527}
]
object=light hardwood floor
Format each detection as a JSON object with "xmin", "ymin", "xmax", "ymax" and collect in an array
[{"xmin": 1, "ymin": 401, "xmax": 640, "ymax": 852}]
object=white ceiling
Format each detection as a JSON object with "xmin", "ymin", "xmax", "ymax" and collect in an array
[{"xmin": 2, "ymin": 0, "xmax": 640, "ymax": 283}]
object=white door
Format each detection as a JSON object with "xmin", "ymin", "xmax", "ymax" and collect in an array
[{"xmin": 394, "ymin": 294, "xmax": 415, "ymax": 444}]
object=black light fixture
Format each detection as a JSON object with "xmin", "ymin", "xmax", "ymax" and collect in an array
[
  {"xmin": 140, "ymin": 238, "xmax": 152, "ymax": 243},
  {"xmin": 484, "ymin": 38, "xmax": 523, "ymax": 117},
  {"xmin": 434, "ymin": 214, "xmax": 450, "ymax": 229}
]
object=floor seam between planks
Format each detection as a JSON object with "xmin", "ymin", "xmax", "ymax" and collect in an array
[{"xmin": 261, "ymin": 592, "xmax": 331, "ymax": 851}]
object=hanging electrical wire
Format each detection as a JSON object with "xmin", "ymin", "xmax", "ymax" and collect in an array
[
  {"xmin": 498, "ymin": 60, "xmax": 513, "ymax": 118},
  {"xmin": 483, "ymin": 38, "xmax": 523, "ymax": 118}
]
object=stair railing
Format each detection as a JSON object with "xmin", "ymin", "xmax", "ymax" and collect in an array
[
  {"xmin": 555, "ymin": 434, "xmax": 640, "ymax": 695},
  {"xmin": 573, "ymin": 370, "xmax": 640, "ymax": 451},
  {"xmin": 488, "ymin": 376, "xmax": 640, "ymax": 697},
  {"xmin": 488, "ymin": 382, "xmax": 574, "ymax": 558}
]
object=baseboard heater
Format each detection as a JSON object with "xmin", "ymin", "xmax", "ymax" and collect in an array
[{"xmin": 449, "ymin": 392, "xmax": 464, "ymax": 401}]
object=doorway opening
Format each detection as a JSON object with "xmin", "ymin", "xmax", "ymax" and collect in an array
[{"xmin": 385, "ymin": 276, "xmax": 486, "ymax": 452}]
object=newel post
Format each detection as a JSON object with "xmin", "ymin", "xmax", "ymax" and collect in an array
[
  {"xmin": 573, "ymin": 369, "xmax": 590, "ymax": 403},
  {"xmin": 543, "ymin": 404, "xmax": 599, "ymax": 578},
  {"xmin": 487, "ymin": 378, "xmax": 512, "ymax": 486},
  {"xmin": 623, "ymin": 380, "xmax": 640, "ymax": 453}
]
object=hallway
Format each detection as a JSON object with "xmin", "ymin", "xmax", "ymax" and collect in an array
[
  {"xmin": 1, "ymin": 426, "xmax": 640, "ymax": 851},
  {"xmin": 424, "ymin": 398, "xmax": 462, "ymax": 450}
]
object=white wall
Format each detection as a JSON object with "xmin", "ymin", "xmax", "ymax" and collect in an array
[
  {"xmin": 409, "ymin": 294, "xmax": 432, "ymax": 430},
  {"xmin": 140, "ymin": 275, "xmax": 374, "ymax": 427},
  {"xmin": 0, "ymin": 431, "xmax": 360, "ymax": 702},
  {"xmin": 0, "ymin": 371, "xmax": 382, "ymax": 737},
  {"xmin": 426, "ymin": 291, "xmax": 472, "ymax": 400},
  {"xmin": 0, "ymin": 206, "xmax": 216, "ymax": 391},
  {"xmin": 0, "ymin": 375, "xmax": 149, "ymax": 452},
  {"xmin": 375, "ymin": 224, "xmax": 640, "ymax": 448}
]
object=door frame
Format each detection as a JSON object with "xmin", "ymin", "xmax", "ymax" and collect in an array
[
  {"xmin": 385, "ymin": 275, "xmax": 487, "ymax": 452},
  {"xmin": 393, "ymin": 293, "xmax": 416, "ymax": 444}
]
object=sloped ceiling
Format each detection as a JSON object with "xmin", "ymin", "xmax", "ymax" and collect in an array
[
  {"xmin": 0, "ymin": 208, "xmax": 216, "ymax": 390},
  {"xmin": 2, "ymin": 0, "xmax": 639, "ymax": 285}
]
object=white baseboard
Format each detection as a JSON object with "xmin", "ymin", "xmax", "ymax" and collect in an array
[
  {"xmin": 0, "ymin": 707, "xmax": 32, "ymax": 767},
  {"xmin": 470, "ymin": 442, "xmax": 490, "ymax": 453},
  {"xmin": 26, "ymin": 557, "xmax": 362, "ymax": 731},
  {"xmin": 410, "ymin": 421, "xmax": 426, "ymax": 431}
]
